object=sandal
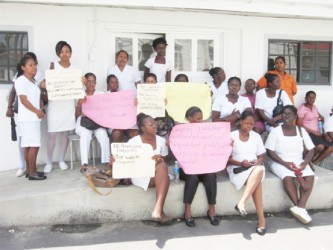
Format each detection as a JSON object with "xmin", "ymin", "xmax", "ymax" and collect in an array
[
  {"xmin": 184, "ymin": 216, "xmax": 195, "ymax": 227},
  {"xmin": 80, "ymin": 164, "xmax": 88, "ymax": 173}
]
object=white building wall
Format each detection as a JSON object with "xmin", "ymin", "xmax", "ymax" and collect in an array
[{"xmin": 0, "ymin": 2, "xmax": 332, "ymax": 171}]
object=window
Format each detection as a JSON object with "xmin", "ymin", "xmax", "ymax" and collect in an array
[
  {"xmin": 268, "ymin": 40, "xmax": 332, "ymax": 85},
  {"xmin": 0, "ymin": 31, "xmax": 28, "ymax": 83}
]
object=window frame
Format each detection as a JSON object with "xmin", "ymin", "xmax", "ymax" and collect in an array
[{"xmin": 268, "ymin": 39, "xmax": 332, "ymax": 86}]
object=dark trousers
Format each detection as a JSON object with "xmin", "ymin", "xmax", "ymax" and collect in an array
[{"xmin": 180, "ymin": 168, "xmax": 217, "ymax": 205}]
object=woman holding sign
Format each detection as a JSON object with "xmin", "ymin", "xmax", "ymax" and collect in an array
[
  {"xmin": 44, "ymin": 41, "xmax": 78, "ymax": 173},
  {"xmin": 180, "ymin": 106, "xmax": 219, "ymax": 227},
  {"xmin": 227, "ymin": 110, "xmax": 266, "ymax": 235},
  {"xmin": 75, "ymin": 73, "xmax": 110, "ymax": 172},
  {"xmin": 110, "ymin": 113, "xmax": 171, "ymax": 223}
]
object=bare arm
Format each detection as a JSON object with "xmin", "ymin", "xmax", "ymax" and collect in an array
[
  {"xmin": 165, "ymin": 70, "xmax": 171, "ymax": 82},
  {"xmin": 6, "ymin": 86, "xmax": 16, "ymax": 117},
  {"xmin": 143, "ymin": 67, "xmax": 150, "ymax": 82}
]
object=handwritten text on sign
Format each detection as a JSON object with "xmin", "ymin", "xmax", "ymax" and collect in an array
[
  {"xmin": 170, "ymin": 122, "xmax": 232, "ymax": 174},
  {"xmin": 82, "ymin": 90, "xmax": 136, "ymax": 129},
  {"xmin": 45, "ymin": 69, "xmax": 84, "ymax": 100},
  {"xmin": 112, "ymin": 143, "xmax": 155, "ymax": 179},
  {"xmin": 166, "ymin": 83, "xmax": 211, "ymax": 123},
  {"xmin": 137, "ymin": 84, "xmax": 165, "ymax": 118}
]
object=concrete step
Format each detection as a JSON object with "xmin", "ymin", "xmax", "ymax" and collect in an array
[{"xmin": 1, "ymin": 163, "xmax": 333, "ymax": 227}]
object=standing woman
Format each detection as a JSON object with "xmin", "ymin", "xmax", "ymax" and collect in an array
[
  {"xmin": 212, "ymin": 76, "xmax": 252, "ymax": 131},
  {"xmin": 144, "ymin": 37, "xmax": 172, "ymax": 83},
  {"xmin": 257, "ymin": 56, "xmax": 297, "ymax": 104},
  {"xmin": 207, "ymin": 67, "xmax": 228, "ymax": 103},
  {"xmin": 180, "ymin": 107, "xmax": 219, "ymax": 227},
  {"xmin": 110, "ymin": 113, "xmax": 171, "ymax": 222},
  {"xmin": 15, "ymin": 55, "xmax": 46, "ymax": 180},
  {"xmin": 266, "ymin": 105, "xmax": 315, "ymax": 224},
  {"xmin": 43, "ymin": 41, "xmax": 77, "ymax": 173},
  {"xmin": 227, "ymin": 110, "xmax": 266, "ymax": 235},
  {"xmin": 107, "ymin": 50, "xmax": 141, "ymax": 91},
  {"xmin": 255, "ymin": 73, "xmax": 292, "ymax": 132},
  {"xmin": 75, "ymin": 73, "xmax": 110, "ymax": 172}
]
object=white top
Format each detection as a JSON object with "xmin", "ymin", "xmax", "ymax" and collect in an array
[
  {"xmin": 107, "ymin": 64, "xmax": 141, "ymax": 91},
  {"xmin": 212, "ymin": 95, "xmax": 252, "ymax": 118},
  {"xmin": 227, "ymin": 130, "xmax": 266, "ymax": 190},
  {"xmin": 128, "ymin": 135, "xmax": 168, "ymax": 191},
  {"xmin": 13, "ymin": 68, "xmax": 44, "ymax": 86},
  {"xmin": 46, "ymin": 61, "xmax": 76, "ymax": 132},
  {"xmin": 15, "ymin": 75, "xmax": 41, "ymax": 122},
  {"xmin": 207, "ymin": 80, "xmax": 228, "ymax": 103},
  {"xmin": 255, "ymin": 89, "xmax": 292, "ymax": 119},
  {"xmin": 144, "ymin": 57, "xmax": 172, "ymax": 83},
  {"xmin": 324, "ymin": 116, "xmax": 333, "ymax": 132},
  {"xmin": 265, "ymin": 126, "xmax": 315, "ymax": 178}
]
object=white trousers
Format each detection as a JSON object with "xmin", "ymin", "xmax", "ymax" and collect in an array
[{"xmin": 75, "ymin": 122, "xmax": 110, "ymax": 165}]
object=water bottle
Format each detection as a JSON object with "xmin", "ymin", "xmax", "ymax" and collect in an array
[
  {"xmin": 173, "ymin": 161, "xmax": 180, "ymax": 183},
  {"xmin": 318, "ymin": 118, "xmax": 324, "ymax": 134}
]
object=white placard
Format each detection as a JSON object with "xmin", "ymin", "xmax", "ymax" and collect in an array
[{"xmin": 137, "ymin": 84, "xmax": 165, "ymax": 118}]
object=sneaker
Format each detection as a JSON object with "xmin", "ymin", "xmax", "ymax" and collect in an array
[
  {"xmin": 290, "ymin": 206, "xmax": 311, "ymax": 224},
  {"xmin": 59, "ymin": 162, "xmax": 68, "ymax": 171},
  {"xmin": 44, "ymin": 164, "xmax": 53, "ymax": 173},
  {"xmin": 16, "ymin": 169, "xmax": 26, "ymax": 177}
]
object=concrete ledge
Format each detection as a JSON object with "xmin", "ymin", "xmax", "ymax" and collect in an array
[{"xmin": 0, "ymin": 165, "xmax": 333, "ymax": 227}]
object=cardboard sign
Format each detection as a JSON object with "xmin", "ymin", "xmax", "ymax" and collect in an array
[
  {"xmin": 112, "ymin": 143, "xmax": 155, "ymax": 179},
  {"xmin": 45, "ymin": 69, "xmax": 84, "ymax": 100},
  {"xmin": 170, "ymin": 122, "xmax": 232, "ymax": 174},
  {"xmin": 137, "ymin": 84, "xmax": 165, "ymax": 118},
  {"xmin": 82, "ymin": 90, "xmax": 136, "ymax": 129},
  {"xmin": 165, "ymin": 82, "xmax": 211, "ymax": 123}
]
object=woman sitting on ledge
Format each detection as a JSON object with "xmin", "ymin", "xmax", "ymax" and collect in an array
[
  {"xmin": 109, "ymin": 113, "xmax": 171, "ymax": 223},
  {"xmin": 265, "ymin": 105, "xmax": 315, "ymax": 224},
  {"xmin": 227, "ymin": 110, "xmax": 266, "ymax": 235}
]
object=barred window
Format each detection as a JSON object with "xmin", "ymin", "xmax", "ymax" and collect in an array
[
  {"xmin": 0, "ymin": 31, "xmax": 28, "ymax": 84},
  {"xmin": 268, "ymin": 40, "xmax": 331, "ymax": 85}
]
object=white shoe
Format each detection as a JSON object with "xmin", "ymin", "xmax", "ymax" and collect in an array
[
  {"xmin": 44, "ymin": 164, "xmax": 53, "ymax": 173},
  {"xmin": 290, "ymin": 206, "xmax": 311, "ymax": 224},
  {"xmin": 59, "ymin": 162, "xmax": 68, "ymax": 171},
  {"xmin": 16, "ymin": 169, "xmax": 26, "ymax": 177}
]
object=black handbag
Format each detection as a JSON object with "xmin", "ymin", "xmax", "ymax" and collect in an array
[
  {"xmin": 80, "ymin": 116, "xmax": 103, "ymax": 130},
  {"xmin": 272, "ymin": 89, "xmax": 284, "ymax": 120},
  {"xmin": 155, "ymin": 111, "xmax": 175, "ymax": 137}
]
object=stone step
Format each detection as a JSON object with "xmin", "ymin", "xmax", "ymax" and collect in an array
[{"xmin": 0, "ymin": 164, "xmax": 332, "ymax": 227}]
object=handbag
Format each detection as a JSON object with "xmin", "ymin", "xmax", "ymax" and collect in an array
[
  {"xmin": 272, "ymin": 89, "xmax": 284, "ymax": 119},
  {"xmin": 297, "ymin": 126, "xmax": 315, "ymax": 172},
  {"xmin": 86, "ymin": 172, "xmax": 119, "ymax": 196},
  {"xmin": 155, "ymin": 111, "xmax": 175, "ymax": 137},
  {"xmin": 80, "ymin": 116, "xmax": 103, "ymax": 130}
]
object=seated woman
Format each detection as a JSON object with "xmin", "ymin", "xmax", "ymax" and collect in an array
[
  {"xmin": 110, "ymin": 113, "xmax": 171, "ymax": 223},
  {"xmin": 324, "ymin": 107, "xmax": 333, "ymax": 141},
  {"xmin": 75, "ymin": 73, "xmax": 110, "ymax": 172},
  {"xmin": 207, "ymin": 67, "xmax": 228, "ymax": 103},
  {"xmin": 174, "ymin": 73, "xmax": 189, "ymax": 82},
  {"xmin": 227, "ymin": 110, "xmax": 266, "ymax": 235},
  {"xmin": 266, "ymin": 105, "xmax": 315, "ymax": 224},
  {"xmin": 145, "ymin": 73, "xmax": 158, "ymax": 84},
  {"xmin": 212, "ymin": 76, "xmax": 252, "ymax": 131},
  {"xmin": 255, "ymin": 73, "xmax": 292, "ymax": 132},
  {"xmin": 241, "ymin": 78, "xmax": 265, "ymax": 134},
  {"xmin": 179, "ymin": 106, "xmax": 219, "ymax": 227},
  {"xmin": 297, "ymin": 91, "xmax": 333, "ymax": 167},
  {"xmin": 107, "ymin": 74, "xmax": 139, "ymax": 143}
]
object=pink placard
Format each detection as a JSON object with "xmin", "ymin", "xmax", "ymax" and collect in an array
[
  {"xmin": 82, "ymin": 90, "xmax": 136, "ymax": 129},
  {"xmin": 170, "ymin": 122, "xmax": 232, "ymax": 174}
]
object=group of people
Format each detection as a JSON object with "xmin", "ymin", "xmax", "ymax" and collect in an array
[{"xmin": 6, "ymin": 37, "xmax": 333, "ymax": 235}]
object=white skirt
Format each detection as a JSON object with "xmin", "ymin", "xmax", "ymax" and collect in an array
[
  {"xmin": 47, "ymin": 99, "xmax": 76, "ymax": 132},
  {"xmin": 270, "ymin": 161, "xmax": 314, "ymax": 180},
  {"xmin": 227, "ymin": 165, "xmax": 265, "ymax": 190},
  {"xmin": 18, "ymin": 121, "xmax": 41, "ymax": 147}
]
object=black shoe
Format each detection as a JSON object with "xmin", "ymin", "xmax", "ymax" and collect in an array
[
  {"xmin": 207, "ymin": 210, "xmax": 219, "ymax": 226},
  {"xmin": 26, "ymin": 171, "xmax": 45, "ymax": 178},
  {"xmin": 235, "ymin": 204, "xmax": 247, "ymax": 218},
  {"xmin": 29, "ymin": 175, "xmax": 47, "ymax": 181},
  {"xmin": 256, "ymin": 224, "xmax": 266, "ymax": 236},
  {"xmin": 184, "ymin": 216, "xmax": 196, "ymax": 227}
]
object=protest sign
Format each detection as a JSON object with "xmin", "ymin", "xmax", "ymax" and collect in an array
[
  {"xmin": 112, "ymin": 143, "xmax": 155, "ymax": 179},
  {"xmin": 170, "ymin": 122, "xmax": 232, "ymax": 174},
  {"xmin": 137, "ymin": 84, "xmax": 165, "ymax": 118},
  {"xmin": 82, "ymin": 90, "xmax": 136, "ymax": 129},
  {"xmin": 45, "ymin": 69, "xmax": 84, "ymax": 100}
]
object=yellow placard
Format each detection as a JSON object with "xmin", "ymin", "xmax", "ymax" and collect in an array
[{"xmin": 165, "ymin": 82, "xmax": 211, "ymax": 123}]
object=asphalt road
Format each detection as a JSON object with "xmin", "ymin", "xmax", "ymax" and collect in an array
[{"xmin": 1, "ymin": 209, "xmax": 332, "ymax": 250}]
